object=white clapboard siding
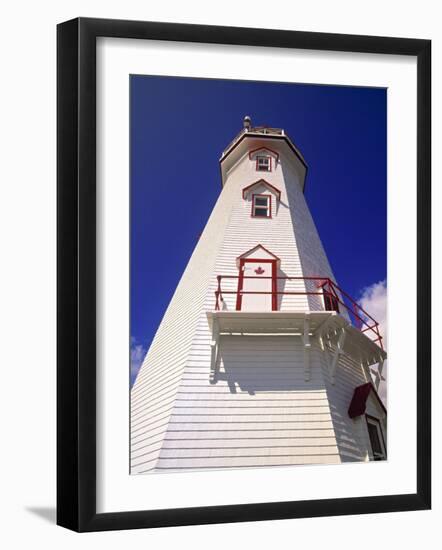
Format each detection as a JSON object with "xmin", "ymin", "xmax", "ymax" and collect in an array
[
  {"xmin": 154, "ymin": 336, "xmax": 340, "ymax": 470},
  {"xmin": 150, "ymin": 428, "xmax": 337, "ymax": 440},
  {"xmin": 142, "ymin": 455, "xmax": 342, "ymax": 473},
  {"xmin": 131, "ymin": 127, "xmax": 384, "ymax": 473},
  {"xmin": 321, "ymin": 346, "xmax": 373, "ymax": 461}
]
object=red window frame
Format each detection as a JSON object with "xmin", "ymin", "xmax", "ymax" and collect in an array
[
  {"xmin": 320, "ymin": 281, "xmax": 340, "ymax": 312},
  {"xmin": 251, "ymin": 194, "xmax": 272, "ymax": 218},
  {"xmin": 255, "ymin": 155, "xmax": 272, "ymax": 172}
]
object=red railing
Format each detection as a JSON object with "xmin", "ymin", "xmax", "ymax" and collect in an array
[{"xmin": 214, "ymin": 275, "xmax": 383, "ymax": 350}]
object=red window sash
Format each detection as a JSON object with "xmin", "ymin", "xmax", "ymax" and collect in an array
[
  {"xmin": 251, "ymin": 194, "xmax": 272, "ymax": 218},
  {"xmin": 255, "ymin": 155, "xmax": 272, "ymax": 172}
]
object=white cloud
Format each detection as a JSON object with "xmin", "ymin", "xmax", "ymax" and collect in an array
[
  {"xmin": 359, "ymin": 279, "xmax": 387, "ymax": 346},
  {"xmin": 358, "ymin": 280, "xmax": 387, "ymax": 404},
  {"xmin": 130, "ymin": 336, "xmax": 147, "ymax": 386}
]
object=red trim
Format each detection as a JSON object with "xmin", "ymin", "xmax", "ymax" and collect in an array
[
  {"xmin": 248, "ymin": 146, "xmax": 280, "ymax": 162},
  {"xmin": 242, "ymin": 179, "xmax": 281, "ymax": 200},
  {"xmin": 237, "ymin": 258, "xmax": 273, "ymax": 262},
  {"xmin": 272, "ymin": 260, "xmax": 277, "ymax": 311},
  {"xmin": 348, "ymin": 382, "xmax": 387, "ymax": 418},
  {"xmin": 236, "ymin": 244, "xmax": 280, "ymax": 263},
  {"xmin": 235, "ymin": 259, "xmax": 245, "ymax": 311},
  {"xmin": 251, "ymin": 194, "xmax": 272, "ymax": 218},
  {"xmin": 236, "ymin": 258, "xmax": 278, "ymax": 311}
]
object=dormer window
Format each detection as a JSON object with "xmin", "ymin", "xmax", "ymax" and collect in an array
[
  {"xmin": 243, "ymin": 180, "xmax": 279, "ymax": 219},
  {"xmin": 256, "ymin": 155, "xmax": 271, "ymax": 172},
  {"xmin": 252, "ymin": 194, "xmax": 271, "ymax": 218}
]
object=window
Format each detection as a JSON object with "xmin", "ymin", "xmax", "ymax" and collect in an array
[
  {"xmin": 252, "ymin": 194, "xmax": 271, "ymax": 218},
  {"xmin": 256, "ymin": 155, "xmax": 271, "ymax": 172},
  {"xmin": 322, "ymin": 284, "xmax": 339, "ymax": 312},
  {"xmin": 366, "ymin": 416, "xmax": 386, "ymax": 461}
]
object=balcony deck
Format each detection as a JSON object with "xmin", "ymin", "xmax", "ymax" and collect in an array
[
  {"xmin": 206, "ymin": 310, "xmax": 385, "ymax": 361},
  {"xmin": 206, "ymin": 309, "xmax": 386, "ymax": 387},
  {"xmin": 214, "ymin": 275, "xmax": 384, "ymax": 350},
  {"xmin": 207, "ymin": 276, "xmax": 386, "ymax": 386}
]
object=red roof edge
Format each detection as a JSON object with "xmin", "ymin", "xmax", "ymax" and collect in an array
[
  {"xmin": 242, "ymin": 179, "xmax": 281, "ymax": 200},
  {"xmin": 248, "ymin": 146, "xmax": 280, "ymax": 162},
  {"xmin": 348, "ymin": 382, "xmax": 387, "ymax": 419},
  {"xmin": 236, "ymin": 244, "xmax": 280, "ymax": 262}
]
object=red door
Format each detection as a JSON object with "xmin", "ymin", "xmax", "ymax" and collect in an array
[{"xmin": 236, "ymin": 258, "xmax": 277, "ymax": 311}]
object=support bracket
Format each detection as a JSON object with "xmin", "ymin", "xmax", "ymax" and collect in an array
[
  {"xmin": 330, "ymin": 326, "xmax": 347, "ymax": 384},
  {"xmin": 209, "ymin": 317, "xmax": 220, "ymax": 382},
  {"xmin": 374, "ymin": 357, "xmax": 385, "ymax": 390},
  {"xmin": 316, "ymin": 313, "xmax": 336, "ymax": 352},
  {"xmin": 303, "ymin": 316, "xmax": 311, "ymax": 381}
]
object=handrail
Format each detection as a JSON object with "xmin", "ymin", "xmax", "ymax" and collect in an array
[{"xmin": 214, "ymin": 275, "xmax": 383, "ymax": 351}]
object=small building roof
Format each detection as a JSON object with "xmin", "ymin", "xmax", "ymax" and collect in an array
[
  {"xmin": 219, "ymin": 117, "xmax": 308, "ymax": 193},
  {"xmin": 248, "ymin": 146, "xmax": 280, "ymax": 162},
  {"xmin": 221, "ymin": 123, "xmax": 306, "ymax": 167},
  {"xmin": 348, "ymin": 382, "xmax": 387, "ymax": 418},
  {"xmin": 242, "ymin": 179, "xmax": 281, "ymax": 200},
  {"xmin": 236, "ymin": 244, "xmax": 281, "ymax": 268}
]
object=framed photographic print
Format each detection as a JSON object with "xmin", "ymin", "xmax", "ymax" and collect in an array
[{"xmin": 57, "ymin": 17, "xmax": 431, "ymax": 532}]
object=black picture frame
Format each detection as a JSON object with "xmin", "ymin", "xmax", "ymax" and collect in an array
[{"xmin": 57, "ymin": 17, "xmax": 431, "ymax": 532}]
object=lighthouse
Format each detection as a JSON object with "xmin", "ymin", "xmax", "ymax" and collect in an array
[{"xmin": 130, "ymin": 117, "xmax": 387, "ymax": 473}]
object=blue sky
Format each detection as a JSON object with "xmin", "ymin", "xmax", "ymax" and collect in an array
[{"xmin": 130, "ymin": 75, "xmax": 387, "ymax": 386}]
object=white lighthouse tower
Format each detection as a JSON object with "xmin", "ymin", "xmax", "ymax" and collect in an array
[{"xmin": 131, "ymin": 117, "xmax": 387, "ymax": 473}]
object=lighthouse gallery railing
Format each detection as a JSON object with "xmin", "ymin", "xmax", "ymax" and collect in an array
[{"xmin": 214, "ymin": 275, "xmax": 383, "ymax": 351}]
